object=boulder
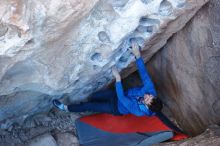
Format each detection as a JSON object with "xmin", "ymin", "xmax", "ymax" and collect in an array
[
  {"xmin": 0, "ymin": 113, "xmax": 79, "ymax": 145},
  {"xmin": 146, "ymin": 0, "xmax": 220, "ymax": 136},
  {"xmin": 0, "ymin": 0, "xmax": 209, "ymax": 123},
  {"xmin": 27, "ymin": 133, "xmax": 57, "ymax": 146},
  {"xmin": 54, "ymin": 132, "xmax": 79, "ymax": 146}
]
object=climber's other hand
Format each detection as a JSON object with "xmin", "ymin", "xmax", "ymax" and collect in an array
[
  {"xmin": 131, "ymin": 41, "xmax": 141, "ymax": 58},
  {"xmin": 112, "ymin": 66, "xmax": 121, "ymax": 81}
]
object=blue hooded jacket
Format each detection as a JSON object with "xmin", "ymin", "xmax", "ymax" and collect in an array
[{"xmin": 115, "ymin": 57, "xmax": 157, "ymax": 116}]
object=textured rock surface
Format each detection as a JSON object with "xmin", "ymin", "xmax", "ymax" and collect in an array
[
  {"xmin": 144, "ymin": 0, "xmax": 220, "ymax": 136},
  {"xmin": 0, "ymin": 112, "xmax": 80, "ymax": 145},
  {"xmin": 54, "ymin": 132, "xmax": 79, "ymax": 146},
  {"xmin": 0, "ymin": 0, "xmax": 209, "ymax": 123},
  {"xmin": 27, "ymin": 133, "xmax": 57, "ymax": 146},
  {"xmin": 154, "ymin": 125, "xmax": 220, "ymax": 146}
]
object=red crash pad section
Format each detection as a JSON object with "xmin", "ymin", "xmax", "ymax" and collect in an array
[
  {"xmin": 172, "ymin": 133, "xmax": 188, "ymax": 141},
  {"xmin": 80, "ymin": 113, "xmax": 171, "ymax": 133}
]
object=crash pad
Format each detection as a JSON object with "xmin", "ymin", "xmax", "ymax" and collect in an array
[{"xmin": 75, "ymin": 113, "xmax": 188, "ymax": 146}]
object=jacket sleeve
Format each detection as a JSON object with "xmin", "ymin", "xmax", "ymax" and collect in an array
[
  {"xmin": 115, "ymin": 81, "xmax": 144, "ymax": 116},
  {"xmin": 126, "ymin": 86, "xmax": 144, "ymax": 98},
  {"xmin": 136, "ymin": 57, "xmax": 157, "ymax": 96}
]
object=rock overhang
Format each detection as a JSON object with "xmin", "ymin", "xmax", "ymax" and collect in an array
[{"xmin": 0, "ymin": 0, "xmax": 209, "ymax": 122}]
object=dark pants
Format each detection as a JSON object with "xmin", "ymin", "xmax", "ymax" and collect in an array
[{"xmin": 67, "ymin": 90, "xmax": 121, "ymax": 115}]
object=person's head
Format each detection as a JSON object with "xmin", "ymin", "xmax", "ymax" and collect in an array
[{"xmin": 143, "ymin": 94, "xmax": 163, "ymax": 112}]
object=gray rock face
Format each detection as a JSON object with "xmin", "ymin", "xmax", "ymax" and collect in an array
[
  {"xmin": 54, "ymin": 133, "xmax": 79, "ymax": 146},
  {"xmin": 27, "ymin": 133, "xmax": 57, "ymax": 146},
  {"xmin": 155, "ymin": 125, "xmax": 220, "ymax": 146},
  {"xmin": 146, "ymin": 0, "xmax": 220, "ymax": 136},
  {"xmin": 0, "ymin": 112, "xmax": 79, "ymax": 145},
  {"xmin": 0, "ymin": 0, "xmax": 208, "ymax": 123}
]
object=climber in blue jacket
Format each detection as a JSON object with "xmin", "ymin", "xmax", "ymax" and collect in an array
[{"xmin": 53, "ymin": 40, "xmax": 163, "ymax": 116}]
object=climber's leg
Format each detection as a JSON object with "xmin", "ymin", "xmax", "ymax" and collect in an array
[
  {"xmin": 88, "ymin": 89, "xmax": 116, "ymax": 102},
  {"xmin": 67, "ymin": 102, "xmax": 116, "ymax": 114}
]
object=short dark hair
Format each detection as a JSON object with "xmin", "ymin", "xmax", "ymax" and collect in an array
[{"xmin": 148, "ymin": 98, "xmax": 163, "ymax": 112}]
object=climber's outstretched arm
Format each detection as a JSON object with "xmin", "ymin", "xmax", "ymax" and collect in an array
[
  {"xmin": 131, "ymin": 41, "xmax": 157, "ymax": 96},
  {"xmin": 112, "ymin": 67, "xmax": 144, "ymax": 116}
]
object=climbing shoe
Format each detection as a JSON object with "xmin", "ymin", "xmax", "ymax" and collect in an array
[{"xmin": 53, "ymin": 99, "xmax": 68, "ymax": 112}]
